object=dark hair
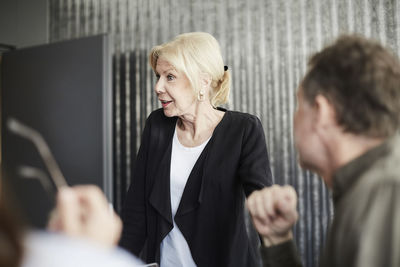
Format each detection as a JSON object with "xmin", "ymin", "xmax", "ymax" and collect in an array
[
  {"xmin": 0, "ymin": 181, "xmax": 24, "ymax": 267},
  {"xmin": 0, "ymin": 202, "xmax": 24, "ymax": 267},
  {"xmin": 302, "ymin": 35, "xmax": 400, "ymax": 138}
]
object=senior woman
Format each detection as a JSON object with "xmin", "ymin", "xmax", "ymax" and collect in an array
[{"xmin": 120, "ymin": 32, "xmax": 272, "ymax": 267}]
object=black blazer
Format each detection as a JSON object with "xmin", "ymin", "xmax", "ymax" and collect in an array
[{"xmin": 120, "ymin": 108, "xmax": 272, "ymax": 267}]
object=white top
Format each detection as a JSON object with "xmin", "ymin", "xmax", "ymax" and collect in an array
[
  {"xmin": 22, "ymin": 231, "xmax": 144, "ymax": 267},
  {"xmin": 160, "ymin": 128, "xmax": 210, "ymax": 267}
]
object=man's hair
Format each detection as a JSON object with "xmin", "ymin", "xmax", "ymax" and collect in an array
[{"xmin": 302, "ymin": 35, "xmax": 400, "ymax": 138}]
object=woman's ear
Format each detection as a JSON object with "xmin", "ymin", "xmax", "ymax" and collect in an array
[{"xmin": 200, "ymin": 72, "xmax": 212, "ymax": 90}]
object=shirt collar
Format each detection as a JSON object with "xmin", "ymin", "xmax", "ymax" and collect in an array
[{"xmin": 332, "ymin": 132, "xmax": 399, "ymax": 203}]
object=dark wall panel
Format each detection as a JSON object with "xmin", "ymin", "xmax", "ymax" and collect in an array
[{"xmin": 1, "ymin": 34, "xmax": 113, "ymax": 228}]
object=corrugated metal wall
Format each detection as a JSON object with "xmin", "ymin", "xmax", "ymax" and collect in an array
[{"xmin": 49, "ymin": 1, "xmax": 400, "ymax": 266}]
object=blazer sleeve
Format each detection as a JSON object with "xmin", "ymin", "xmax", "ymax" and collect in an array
[
  {"xmin": 119, "ymin": 118, "xmax": 151, "ymax": 256},
  {"xmin": 238, "ymin": 116, "xmax": 273, "ymax": 196}
]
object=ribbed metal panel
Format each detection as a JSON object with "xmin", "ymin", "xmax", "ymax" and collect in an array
[{"xmin": 49, "ymin": 1, "xmax": 400, "ymax": 266}]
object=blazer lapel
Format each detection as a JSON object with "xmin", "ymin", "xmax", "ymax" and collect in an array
[
  {"xmin": 174, "ymin": 110, "xmax": 228, "ymax": 218},
  {"xmin": 174, "ymin": 139, "xmax": 211, "ymax": 218},
  {"xmin": 148, "ymin": 118, "xmax": 176, "ymax": 226}
]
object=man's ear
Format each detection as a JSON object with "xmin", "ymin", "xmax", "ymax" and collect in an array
[{"xmin": 314, "ymin": 94, "xmax": 337, "ymax": 129}]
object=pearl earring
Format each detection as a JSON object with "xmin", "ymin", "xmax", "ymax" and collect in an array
[{"xmin": 197, "ymin": 90, "xmax": 205, "ymax": 101}]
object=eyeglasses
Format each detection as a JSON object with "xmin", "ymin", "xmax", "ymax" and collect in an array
[{"xmin": 7, "ymin": 117, "xmax": 68, "ymax": 195}]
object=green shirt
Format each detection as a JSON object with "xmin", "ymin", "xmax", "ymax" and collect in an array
[{"xmin": 262, "ymin": 132, "xmax": 400, "ymax": 267}]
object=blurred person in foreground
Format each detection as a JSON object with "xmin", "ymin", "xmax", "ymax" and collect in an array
[
  {"xmin": 119, "ymin": 32, "xmax": 272, "ymax": 266},
  {"xmin": 247, "ymin": 35, "xmax": 400, "ymax": 267},
  {"xmin": 0, "ymin": 184, "xmax": 143, "ymax": 267}
]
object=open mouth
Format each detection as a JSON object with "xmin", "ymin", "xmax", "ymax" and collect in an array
[{"xmin": 160, "ymin": 100, "xmax": 172, "ymax": 107}]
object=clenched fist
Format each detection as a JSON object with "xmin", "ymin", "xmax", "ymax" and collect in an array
[
  {"xmin": 247, "ymin": 185, "xmax": 298, "ymax": 246},
  {"xmin": 48, "ymin": 185, "xmax": 122, "ymax": 248}
]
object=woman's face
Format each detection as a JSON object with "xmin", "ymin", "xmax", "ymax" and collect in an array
[{"xmin": 154, "ymin": 58, "xmax": 196, "ymax": 117}]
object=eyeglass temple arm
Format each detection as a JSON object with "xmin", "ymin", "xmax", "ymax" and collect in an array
[
  {"xmin": 18, "ymin": 165, "xmax": 54, "ymax": 195},
  {"xmin": 7, "ymin": 117, "xmax": 68, "ymax": 189}
]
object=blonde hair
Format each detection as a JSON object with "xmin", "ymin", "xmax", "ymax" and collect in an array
[{"xmin": 149, "ymin": 32, "xmax": 230, "ymax": 107}]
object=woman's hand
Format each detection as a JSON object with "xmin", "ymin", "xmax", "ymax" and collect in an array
[
  {"xmin": 48, "ymin": 185, "xmax": 122, "ymax": 248},
  {"xmin": 247, "ymin": 185, "xmax": 298, "ymax": 246}
]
